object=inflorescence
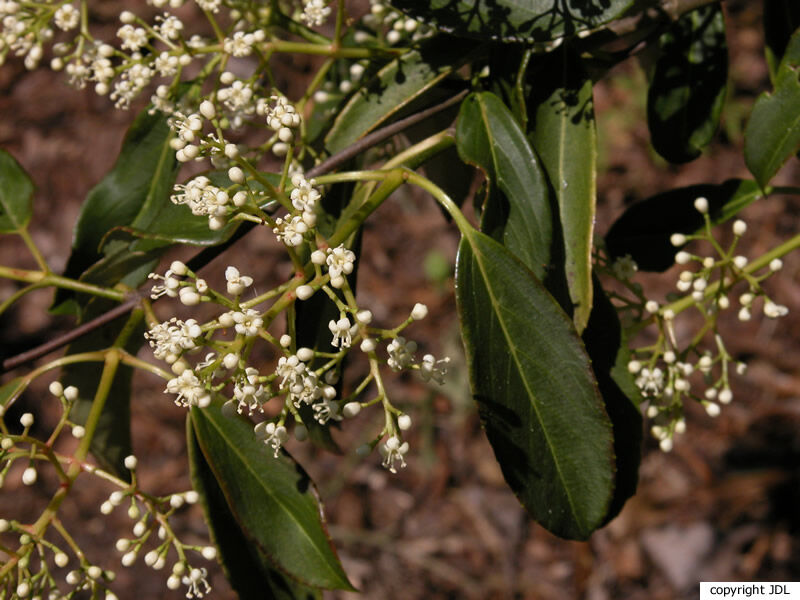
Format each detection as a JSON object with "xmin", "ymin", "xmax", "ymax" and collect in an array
[{"xmin": 606, "ymin": 197, "xmax": 789, "ymax": 452}]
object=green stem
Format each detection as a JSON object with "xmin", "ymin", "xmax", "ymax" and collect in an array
[
  {"xmin": 202, "ymin": 9, "xmax": 226, "ymax": 44},
  {"xmin": 333, "ymin": 0, "xmax": 346, "ymax": 45},
  {"xmin": 381, "ymin": 129, "xmax": 456, "ymax": 171},
  {"xmin": 402, "ymin": 169, "xmax": 474, "ymax": 235},
  {"xmin": 329, "ymin": 169, "xmax": 406, "ymax": 247},
  {"xmin": 25, "ymin": 352, "xmax": 108, "ymax": 381},
  {"xmin": 266, "ymin": 40, "xmax": 405, "ymax": 58},
  {"xmin": 0, "ymin": 349, "xmax": 119, "ymax": 580},
  {"xmin": 0, "ymin": 282, "xmax": 46, "ymax": 316},
  {"xmin": 632, "ymin": 231, "xmax": 800, "ymax": 333},
  {"xmin": 0, "ymin": 266, "xmax": 126, "ymax": 302},
  {"xmin": 74, "ymin": 351, "xmax": 120, "ymax": 462},
  {"xmin": 17, "ymin": 228, "xmax": 49, "ymax": 272}
]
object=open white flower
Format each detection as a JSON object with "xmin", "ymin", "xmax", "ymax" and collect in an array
[{"xmin": 225, "ymin": 266, "xmax": 253, "ymax": 296}]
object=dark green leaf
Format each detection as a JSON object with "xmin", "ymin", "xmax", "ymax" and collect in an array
[
  {"xmin": 63, "ymin": 305, "xmax": 144, "ymax": 479},
  {"xmin": 53, "ymin": 107, "xmax": 178, "ymax": 315},
  {"xmin": 456, "ymin": 91, "xmax": 552, "ymax": 281},
  {"xmin": 455, "ymin": 229, "xmax": 614, "ymax": 540},
  {"xmin": 191, "ymin": 403, "xmax": 353, "ymax": 590},
  {"xmin": 582, "ymin": 276, "xmax": 642, "ymax": 524},
  {"xmin": 325, "ymin": 36, "xmax": 476, "ymax": 154},
  {"xmin": 763, "ymin": 1, "xmax": 800, "ymax": 82},
  {"xmin": 745, "ymin": 28, "xmax": 800, "ymax": 188},
  {"xmin": 187, "ymin": 419, "xmax": 321, "ymax": 600},
  {"xmin": 605, "ymin": 179, "xmax": 764, "ymax": 271},
  {"xmin": 0, "ymin": 377, "xmax": 28, "ymax": 408},
  {"xmin": 528, "ymin": 47, "xmax": 597, "ymax": 332},
  {"xmin": 391, "ymin": 0, "xmax": 638, "ymax": 42},
  {"xmin": 647, "ymin": 5, "xmax": 728, "ymax": 163},
  {"xmin": 60, "ymin": 108, "xmax": 178, "ymax": 282},
  {"xmin": 0, "ymin": 149, "xmax": 34, "ymax": 234}
]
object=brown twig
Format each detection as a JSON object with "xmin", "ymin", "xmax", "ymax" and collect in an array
[
  {"xmin": 1, "ymin": 90, "xmax": 468, "ymax": 374},
  {"xmin": 1, "ymin": 293, "xmax": 145, "ymax": 372}
]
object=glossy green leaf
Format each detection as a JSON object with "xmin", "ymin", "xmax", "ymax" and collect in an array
[
  {"xmin": 190, "ymin": 403, "xmax": 353, "ymax": 590},
  {"xmin": 528, "ymin": 47, "xmax": 597, "ymax": 332},
  {"xmin": 391, "ymin": 0, "xmax": 638, "ymax": 42},
  {"xmin": 763, "ymin": 1, "xmax": 800, "ymax": 82},
  {"xmin": 325, "ymin": 36, "xmax": 476, "ymax": 154},
  {"xmin": 52, "ymin": 107, "xmax": 178, "ymax": 316},
  {"xmin": 0, "ymin": 149, "xmax": 34, "ymax": 233},
  {"xmin": 647, "ymin": 5, "xmax": 728, "ymax": 164},
  {"xmin": 187, "ymin": 420, "xmax": 321, "ymax": 600},
  {"xmin": 582, "ymin": 276, "xmax": 642, "ymax": 524},
  {"xmin": 0, "ymin": 377, "xmax": 28, "ymax": 408},
  {"xmin": 605, "ymin": 179, "xmax": 764, "ymax": 271},
  {"xmin": 745, "ymin": 28, "xmax": 800, "ymax": 189},
  {"xmin": 455, "ymin": 228, "xmax": 614, "ymax": 540},
  {"xmin": 60, "ymin": 108, "xmax": 178, "ymax": 284},
  {"xmin": 456, "ymin": 91, "xmax": 552, "ymax": 281},
  {"xmin": 63, "ymin": 305, "xmax": 144, "ymax": 479}
]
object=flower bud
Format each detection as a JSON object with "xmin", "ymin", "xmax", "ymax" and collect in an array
[
  {"xmin": 199, "ymin": 100, "xmax": 215, "ymax": 120},
  {"xmin": 343, "ymin": 402, "xmax": 361, "ymax": 418},
  {"xmin": 228, "ymin": 166, "xmax": 245, "ymax": 184},
  {"xmin": 670, "ymin": 233, "xmax": 686, "ymax": 246},
  {"xmin": 296, "ymin": 285, "xmax": 314, "ymax": 300},
  {"xmin": 675, "ymin": 251, "xmax": 690, "ymax": 265},
  {"xmin": 694, "ymin": 196, "xmax": 708, "ymax": 214},
  {"xmin": 410, "ymin": 303, "xmax": 428, "ymax": 320},
  {"xmin": 224, "ymin": 143, "xmax": 239, "ymax": 159},
  {"xmin": 22, "ymin": 467, "xmax": 37, "ymax": 486}
]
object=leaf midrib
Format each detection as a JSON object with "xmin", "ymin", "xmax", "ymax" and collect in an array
[
  {"xmin": 466, "ymin": 233, "xmax": 585, "ymax": 531},
  {"xmin": 197, "ymin": 411, "xmax": 343, "ymax": 584}
]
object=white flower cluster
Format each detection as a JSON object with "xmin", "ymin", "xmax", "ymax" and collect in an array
[
  {"xmin": 144, "ymin": 317, "xmax": 202, "ymax": 363},
  {"xmin": 627, "ymin": 198, "xmax": 791, "ymax": 452},
  {"xmin": 222, "ymin": 29, "xmax": 265, "ymax": 57},
  {"xmin": 170, "ymin": 175, "xmax": 233, "ymax": 230},
  {"xmin": 301, "ymin": 0, "xmax": 331, "ymax": 27},
  {"xmin": 263, "ymin": 95, "xmax": 302, "ymax": 156},
  {"xmin": 361, "ymin": 0, "xmax": 429, "ymax": 46}
]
